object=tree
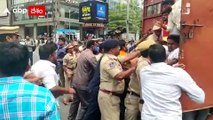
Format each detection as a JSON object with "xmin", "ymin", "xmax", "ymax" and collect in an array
[
  {"xmin": 129, "ymin": 0, "xmax": 142, "ymax": 34},
  {"xmin": 107, "ymin": 0, "xmax": 142, "ymax": 34},
  {"xmin": 107, "ymin": 4, "xmax": 127, "ymax": 30}
]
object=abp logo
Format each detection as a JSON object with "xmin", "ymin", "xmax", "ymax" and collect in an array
[{"xmin": 28, "ymin": 6, "xmax": 46, "ymax": 16}]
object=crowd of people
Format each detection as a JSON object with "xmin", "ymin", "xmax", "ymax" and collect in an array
[{"xmin": 0, "ymin": 24, "xmax": 208, "ymax": 120}]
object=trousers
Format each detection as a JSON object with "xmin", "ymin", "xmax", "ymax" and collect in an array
[
  {"xmin": 98, "ymin": 91, "xmax": 120, "ymax": 120},
  {"xmin": 68, "ymin": 87, "xmax": 89, "ymax": 120}
]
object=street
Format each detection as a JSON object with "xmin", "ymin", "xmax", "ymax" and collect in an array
[
  {"xmin": 59, "ymin": 98, "xmax": 70, "ymax": 120},
  {"xmin": 1, "ymin": 0, "xmax": 212, "ymax": 119}
]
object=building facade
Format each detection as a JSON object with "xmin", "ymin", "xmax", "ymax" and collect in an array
[
  {"xmin": 11, "ymin": 0, "xmax": 81, "ymax": 40},
  {"xmin": 0, "ymin": 0, "xmax": 12, "ymax": 26}
]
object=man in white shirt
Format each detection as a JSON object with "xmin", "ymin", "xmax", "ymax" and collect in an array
[
  {"xmin": 140, "ymin": 44, "xmax": 205, "ymax": 120},
  {"xmin": 166, "ymin": 34, "xmax": 180, "ymax": 65},
  {"xmin": 31, "ymin": 42, "xmax": 75, "ymax": 98},
  {"xmin": 25, "ymin": 36, "xmax": 35, "ymax": 65},
  {"xmin": 167, "ymin": 0, "xmax": 182, "ymax": 35}
]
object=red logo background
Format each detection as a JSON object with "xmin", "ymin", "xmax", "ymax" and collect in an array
[{"xmin": 28, "ymin": 6, "xmax": 46, "ymax": 16}]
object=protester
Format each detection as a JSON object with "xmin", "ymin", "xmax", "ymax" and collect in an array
[
  {"xmin": 166, "ymin": 34, "xmax": 180, "ymax": 65},
  {"xmin": 31, "ymin": 42, "xmax": 75, "ymax": 99},
  {"xmin": 24, "ymin": 36, "xmax": 35, "ymax": 65},
  {"xmin": 57, "ymin": 37, "xmax": 67, "ymax": 87},
  {"xmin": 68, "ymin": 40, "xmax": 97, "ymax": 120},
  {"xmin": 140, "ymin": 44, "xmax": 205, "ymax": 120},
  {"xmin": 0, "ymin": 42, "xmax": 60, "ymax": 119}
]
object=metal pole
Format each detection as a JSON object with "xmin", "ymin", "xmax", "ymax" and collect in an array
[
  {"xmin": 126, "ymin": 0, "xmax": 130, "ymax": 41},
  {"xmin": 53, "ymin": 0, "xmax": 58, "ymax": 42},
  {"xmin": 52, "ymin": 0, "xmax": 55, "ymax": 41},
  {"xmin": 69, "ymin": 10, "xmax": 70, "ymax": 41}
]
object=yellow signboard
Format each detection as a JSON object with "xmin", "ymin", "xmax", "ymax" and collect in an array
[{"xmin": 81, "ymin": 6, "xmax": 91, "ymax": 20}]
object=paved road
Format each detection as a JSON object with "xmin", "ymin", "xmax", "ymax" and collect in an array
[{"xmin": 59, "ymin": 99, "xmax": 70, "ymax": 120}]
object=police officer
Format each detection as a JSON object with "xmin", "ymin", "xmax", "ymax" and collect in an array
[
  {"xmin": 98, "ymin": 40, "xmax": 137, "ymax": 120},
  {"xmin": 62, "ymin": 44, "xmax": 77, "ymax": 105},
  {"xmin": 125, "ymin": 40, "xmax": 156, "ymax": 120},
  {"xmin": 72, "ymin": 41, "xmax": 81, "ymax": 59},
  {"xmin": 135, "ymin": 22, "xmax": 162, "ymax": 51},
  {"xmin": 63, "ymin": 44, "xmax": 77, "ymax": 84},
  {"xmin": 0, "ymin": 26, "xmax": 20, "ymax": 42}
]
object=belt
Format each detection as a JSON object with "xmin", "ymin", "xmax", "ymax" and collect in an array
[
  {"xmin": 100, "ymin": 89, "xmax": 122, "ymax": 97},
  {"xmin": 127, "ymin": 91, "xmax": 140, "ymax": 98}
]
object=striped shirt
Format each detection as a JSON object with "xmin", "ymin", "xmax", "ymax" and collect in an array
[{"xmin": 0, "ymin": 76, "xmax": 60, "ymax": 120}]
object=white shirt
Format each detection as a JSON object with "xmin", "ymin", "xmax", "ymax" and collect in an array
[
  {"xmin": 167, "ymin": 48, "xmax": 179, "ymax": 61},
  {"xmin": 31, "ymin": 60, "xmax": 59, "ymax": 89},
  {"xmin": 163, "ymin": 45, "xmax": 170, "ymax": 57},
  {"xmin": 25, "ymin": 39, "xmax": 35, "ymax": 52},
  {"xmin": 140, "ymin": 62, "xmax": 205, "ymax": 120},
  {"xmin": 167, "ymin": 0, "xmax": 182, "ymax": 34}
]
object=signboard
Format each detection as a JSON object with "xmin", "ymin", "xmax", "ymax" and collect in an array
[
  {"xmin": 56, "ymin": 28, "xmax": 77, "ymax": 34},
  {"xmin": 0, "ymin": 0, "xmax": 8, "ymax": 17},
  {"xmin": 96, "ymin": 3, "xmax": 107, "ymax": 21},
  {"xmin": 79, "ymin": 1, "xmax": 108, "ymax": 23},
  {"xmin": 80, "ymin": 2, "xmax": 92, "ymax": 22},
  {"xmin": 82, "ymin": 23, "xmax": 105, "ymax": 28}
]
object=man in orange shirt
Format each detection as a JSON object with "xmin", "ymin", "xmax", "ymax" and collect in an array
[{"xmin": 118, "ymin": 40, "xmax": 127, "ymax": 57}]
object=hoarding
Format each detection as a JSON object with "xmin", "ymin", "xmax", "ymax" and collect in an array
[
  {"xmin": 96, "ymin": 3, "xmax": 107, "ymax": 21},
  {"xmin": 79, "ymin": 1, "xmax": 108, "ymax": 23},
  {"xmin": 80, "ymin": 2, "xmax": 93, "ymax": 22}
]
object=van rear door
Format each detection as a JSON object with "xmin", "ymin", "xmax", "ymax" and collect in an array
[{"xmin": 180, "ymin": 0, "xmax": 213, "ymax": 112}]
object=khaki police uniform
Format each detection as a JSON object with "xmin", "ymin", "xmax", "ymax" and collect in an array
[
  {"xmin": 98, "ymin": 53, "xmax": 125, "ymax": 120},
  {"xmin": 136, "ymin": 22, "xmax": 161, "ymax": 51},
  {"xmin": 136, "ymin": 34, "xmax": 158, "ymax": 51},
  {"xmin": 124, "ymin": 34, "xmax": 155, "ymax": 120},
  {"xmin": 95, "ymin": 53, "xmax": 103, "ymax": 61},
  {"xmin": 125, "ymin": 57, "xmax": 150, "ymax": 120},
  {"xmin": 63, "ymin": 52, "xmax": 77, "ymax": 87}
]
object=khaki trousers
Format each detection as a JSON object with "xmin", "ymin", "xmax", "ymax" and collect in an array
[
  {"xmin": 63, "ymin": 71, "xmax": 73, "ymax": 100},
  {"xmin": 124, "ymin": 94, "xmax": 142, "ymax": 120},
  {"xmin": 98, "ymin": 91, "xmax": 120, "ymax": 120}
]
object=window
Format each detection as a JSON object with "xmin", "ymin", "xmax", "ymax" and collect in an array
[
  {"xmin": 60, "ymin": 5, "xmax": 79, "ymax": 19},
  {"xmin": 13, "ymin": 0, "xmax": 36, "ymax": 5},
  {"xmin": 146, "ymin": 3, "xmax": 161, "ymax": 17},
  {"xmin": 46, "ymin": 5, "xmax": 53, "ymax": 18}
]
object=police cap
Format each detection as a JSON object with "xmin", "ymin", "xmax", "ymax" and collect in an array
[
  {"xmin": 102, "ymin": 39, "xmax": 120, "ymax": 50},
  {"xmin": 152, "ymin": 22, "xmax": 162, "ymax": 31},
  {"xmin": 0, "ymin": 26, "xmax": 20, "ymax": 35}
]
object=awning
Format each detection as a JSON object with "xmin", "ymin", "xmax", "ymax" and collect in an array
[{"xmin": 56, "ymin": 28, "xmax": 77, "ymax": 35}]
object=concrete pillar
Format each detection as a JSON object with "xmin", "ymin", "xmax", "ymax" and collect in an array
[
  {"xmin": 95, "ymin": 29, "xmax": 100, "ymax": 38},
  {"xmin": 33, "ymin": 24, "xmax": 37, "ymax": 40},
  {"xmin": 18, "ymin": 25, "xmax": 25, "ymax": 38}
]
